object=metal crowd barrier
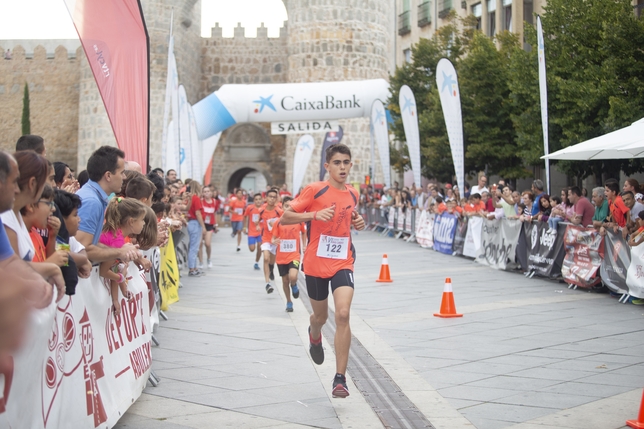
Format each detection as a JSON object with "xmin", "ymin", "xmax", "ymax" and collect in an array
[{"xmin": 363, "ymin": 205, "xmax": 417, "ymax": 243}]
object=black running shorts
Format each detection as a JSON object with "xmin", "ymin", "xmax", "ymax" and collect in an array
[
  {"xmin": 305, "ymin": 269, "xmax": 355, "ymax": 301},
  {"xmin": 277, "ymin": 260, "xmax": 300, "ymax": 277}
]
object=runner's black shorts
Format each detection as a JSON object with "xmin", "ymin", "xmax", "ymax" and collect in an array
[
  {"xmin": 277, "ymin": 260, "xmax": 300, "ymax": 277},
  {"xmin": 205, "ymin": 224, "xmax": 215, "ymax": 232},
  {"xmin": 305, "ymin": 269, "xmax": 354, "ymax": 301}
]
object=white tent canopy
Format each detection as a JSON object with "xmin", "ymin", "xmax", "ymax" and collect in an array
[{"xmin": 542, "ymin": 118, "xmax": 644, "ymax": 160}]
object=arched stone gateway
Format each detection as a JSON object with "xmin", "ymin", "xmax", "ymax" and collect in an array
[{"xmin": 209, "ymin": 123, "xmax": 285, "ymax": 192}]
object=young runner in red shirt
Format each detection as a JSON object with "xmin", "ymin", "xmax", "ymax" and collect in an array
[
  {"xmin": 230, "ymin": 189, "xmax": 247, "ymax": 252},
  {"xmin": 272, "ymin": 196, "xmax": 306, "ymax": 312},
  {"xmin": 201, "ymin": 185, "xmax": 220, "ymax": 268},
  {"xmin": 281, "ymin": 144, "xmax": 365, "ymax": 398},
  {"xmin": 259, "ymin": 188, "xmax": 282, "ymax": 292},
  {"xmin": 244, "ymin": 193, "xmax": 264, "ymax": 270}
]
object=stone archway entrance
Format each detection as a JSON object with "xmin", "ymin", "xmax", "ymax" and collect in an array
[{"xmin": 227, "ymin": 167, "xmax": 268, "ymax": 195}]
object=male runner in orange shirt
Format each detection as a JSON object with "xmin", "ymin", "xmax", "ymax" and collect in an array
[
  {"xmin": 230, "ymin": 188, "xmax": 246, "ymax": 252},
  {"xmin": 244, "ymin": 193, "xmax": 264, "ymax": 270},
  {"xmin": 281, "ymin": 143, "xmax": 365, "ymax": 398},
  {"xmin": 272, "ymin": 196, "xmax": 306, "ymax": 312},
  {"xmin": 259, "ymin": 188, "xmax": 282, "ymax": 292}
]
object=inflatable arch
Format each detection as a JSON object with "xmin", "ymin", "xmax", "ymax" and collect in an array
[{"xmin": 192, "ymin": 79, "xmax": 390, "ymax": 140}]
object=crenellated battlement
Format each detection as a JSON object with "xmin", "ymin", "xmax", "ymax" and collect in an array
[
  {"xmin": 0, "ymin": 40, "xmax": 82, "ymax": 60},
  {"xmin": 205, "ymin": 22, "xmax": 288, "ymax": 40}
]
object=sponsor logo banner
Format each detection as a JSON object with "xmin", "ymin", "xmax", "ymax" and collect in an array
[
  {"xmin": 415, "ymin": 210, "xmax": 434, "ymax": 249},
  {"xmin": 463, "ymin": 216, "xmax": 483, "ymax": 258},
  {"xmin": 600, "ymin": 230, "xmax": 631, "ymax": 295},
  {"xmin": 476, "ymin": 218, "xmax": 521, "ymax": 270},
  {"xmin": 626, "ymin": 241, "xmax": 644, "ymax": 299},
  {"xmin": 452, "ymin": 217, "xmax": 469, "ymax": 256},
  {"xmin": 522, "ymin": 222, "xmax": 566, "ymax": 278},
  {"xmin": 159, "ymin": 232, "xmax": 180, "ymax": 310},
  {"xmin": 1, "ymin": 264, "xmax": 150, "ymax": 428},
  {"xmin": 271, "ymin": 120, "xmax": 339, "ymax": 135},
  {"xmin": 561, "ymin": 225, "xmax": 604, "ymax": 288},
  {"xmin": 433, "ymin": 212, "xmax": 458, "ymax": 255}
]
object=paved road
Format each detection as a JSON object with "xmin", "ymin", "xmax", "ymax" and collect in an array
[{"xmin": 115, "ymin": 228, "xmax": 644, "ymax": 429}]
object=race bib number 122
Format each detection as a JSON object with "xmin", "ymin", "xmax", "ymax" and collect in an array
[{"xmin": 316, "ymin": 235, "xmax": 349, "ymax": 259}]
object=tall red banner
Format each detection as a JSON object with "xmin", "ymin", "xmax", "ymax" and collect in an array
[{"xmin": 64, "ymin": 0, "xmax": 150, "ymax": 170}]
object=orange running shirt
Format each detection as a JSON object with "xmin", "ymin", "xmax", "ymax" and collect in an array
[
  {"xmin": 259, "ymin": 206, "xmax": 283, "ymax": 244},
  {"xmin": 272, "ymin": 219, "xmax": 306, "ymax": 265},
  {"xmin": 289, "ymin": 181, "xmax": 358, "ymax": 279},
  {"xmin": 230, "ymin": 199, "xmax": 246, "ymax": 222},
  {"xmin": 244, "ymin": 205, "xmax": 262, "ymax": 237}
]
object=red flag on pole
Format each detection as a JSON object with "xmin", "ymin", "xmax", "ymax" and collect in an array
[{"xmin": 64, "ymin": 0, "xmax": 150, "ymax": 170}]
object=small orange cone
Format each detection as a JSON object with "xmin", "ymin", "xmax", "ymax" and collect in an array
[
  {"xmin": 375, "ymin": 254, "xmax": 393, "ymax": 282},
  {"xmin": 433, "ymin": 278, "xmax": 463, "ymax": 318},
  {"xmin": 627, "ymin": 389, "xmax": 644, "ymax": 429}
]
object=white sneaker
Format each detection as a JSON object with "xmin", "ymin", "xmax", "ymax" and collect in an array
[
  {"xmin": 198, "ymin": 263, "xmax": 204, "ymax": 269},
  {"xmin": 207, "ymin": 260, "xmax": 212, "ymax": 268}
]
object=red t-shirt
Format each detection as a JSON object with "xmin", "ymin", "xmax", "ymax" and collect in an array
[
  {"xmin": 272, "ymin": 219, "xmax": 306, "ymax": 265},
  {"xmin": 259, "ymin": 206, "xmax": 283, "ymax": 244},
  {"xmin": 187, "ymin": 195, "xmax": 203, "ymax": 220},
  {"xmin": 289, "ymin": 181, "xmax": 358, "ymax": 279},
  {"xmin": 29, "ymin": 229, "xmax": 47, "ymax": 263},
  {"xmin": 230, "ymin": 198, "xmax": 246, "ymax": 222},
  {"xmin": 573, "ymin": 197, "xmax": 595, "ymax": 228},
  {"xmin": 201, "ymin": 198, "xmax": 219, "ymax": 225},
  {"xmin": 610, "ymin": 196, "xmax": 629, "ymax": 228},
  {"xmin": 436, "ymin": 202, "xmax": 447, "ymax": 214},
  {"xmin": 244, "ymin": 205, "xmax": 262, "ymax": 237}
]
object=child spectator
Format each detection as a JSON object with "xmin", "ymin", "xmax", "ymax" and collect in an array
[
  {"xmin": 23, "ymin": 185, "xmax": 67, "ymax": 266},
  {"xmin": 99, "ymin": 198, "xmax": 148, "ymax": 316},
  {"xmin": 125, "ymin": 176, "xmax": 156, "ymax": 207},
  {"xmin": 54, "ymin": 190, "xmax": 92, "ymax": 277},
  {"xmin": 536, "ymin": 194, "xmax": 551, "ymax": 222},
  {"xmin": 548, "ymin": 196, "xmax": 564, "ymax": 229}
]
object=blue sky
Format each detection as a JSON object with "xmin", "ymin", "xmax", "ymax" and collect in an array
[{"xmin": 0, "ymin": 0, "xmax": 288, "ymax": 39}]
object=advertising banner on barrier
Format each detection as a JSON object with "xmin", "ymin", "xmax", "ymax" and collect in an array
[
  {"xmin": 388, "ymin": 207, "xmax": 395, "ymax": 230},
  {"xmin": 433, "ymin": 212, "xmax": 458, "ymax": 255},
  {"xmin": 397, "ymin": 208, "xmax": 405, "ymax": 231},
  {"xmin": 416, "ymin": 210, "xmax": 435, "ymax": 248},
  {"xmin": 404, "ymin": 210, "xmax": 413, "ymax": 234},
  {"xmin": 626, "ymin": 243, "xmax": 644, "ymax": 299},
  {"xmin": 600, "ymin": 231, "xmax": 631, "ymax": 295},
  {"xmin": 476, "ymin": 218, "xmax": 522, "ymax": 270},
  {"xmin": 159, "ymin": 232, "xmax": 180, "ymax": 310},
  {"xmin": 463, "ymin": 216, "xmax": 483, "ymax": 258},
  {"xmin": 561, "ymin": 225, "xmax": 604, "ymax": 288},
  {"xmin": 523, "ymin": 222, "xmax": 566, "ymax": 278},
  {"xmin": 452, "ymin": 217, "xmax": 468, "ymax": 256},
  {"xmin": 2, "ymin": 265, "xmax": 150, "ymax": 429},
  {"xmin": 141, "ymin": 248, "xmax": 161, "ymax": 333},
  {"xmin": 399, "ymin": 85, "xmax": 422, "ymax": 187}
]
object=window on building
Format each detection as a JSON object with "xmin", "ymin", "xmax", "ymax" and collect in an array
[
  {"xmin": 418, "ymin": 1, "xmax": 432, "ymax": 27},
  {"xmin": 636, "ymin": 0, "xmax": 644, "ymax": 18},
  {"xmin": 399, "ymin": 0, "xmax": 411, "ymax": 36},
  {"xmin": 503, "ymin": 0, "xmax": 512, "ymax": 31},
  {"xmin": 404, "ymin": 48, "xmax": 412, "ymax": 63},
  {"xmin": 472, "ymin": 2, "xmax": 482, "ymax": 30},
  {"xmin": 439, "ymin": 0, "xmax": 453, "ymax": 19},
  {"xmin": 487, "ymin": 0, "xmax": 496, "ymax": 36},
  {"xmin": 403, "ymin": 0, "xmax": 411, "ymax": 11},
  {"xmin": 523, "ymin": 0, "xmax": 533, "ymax": 26}
]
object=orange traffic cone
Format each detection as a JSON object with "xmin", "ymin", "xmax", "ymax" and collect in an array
[
  {"xmin": 375, "ymin": 254, "xmax": 393, "ymax": 282},
  {"xmin": 627, "ymin": 389, "xmax": 644, "ymax": 429},
  {"xmin": 433, "ymin": 278, "xmax": 463, "ymax": 318}
]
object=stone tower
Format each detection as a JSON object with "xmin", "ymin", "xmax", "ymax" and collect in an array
[
  {"xmin": 282, "ymin": 0, "xmax": 393, "ymax": 189},
  {"xmin": 77, "ymin": 0, "xmax": 202, "ymax": 171}
]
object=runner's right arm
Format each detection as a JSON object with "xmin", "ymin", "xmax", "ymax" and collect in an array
[{"xmin": 280, "ymin": 205, "xmax": 335, "ymax": 225}]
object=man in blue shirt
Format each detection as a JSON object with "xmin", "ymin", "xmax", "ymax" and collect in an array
[
  {"xmin": 531, "ymin": 179, "xmax": 545, "ymax": 216},
  {"xmin": 76, "ymin": 146, "xmax": 140, "ymax": 263}
]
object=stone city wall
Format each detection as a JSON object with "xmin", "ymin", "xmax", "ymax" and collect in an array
[{"xmin": 0, "ymin": 44, "xmax": 81, "ymax": 169}]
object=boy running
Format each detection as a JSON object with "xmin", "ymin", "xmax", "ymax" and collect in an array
[
  {"xmin": 259, "ymin": 188, "xmax": 282, "ymax": 293},
  {"xmin": 244, "ymin": 193, "xmax": 264, "ymax": 270},
  {"xmin": 281, "ymin": 143, "xmax": 365, "ymax": 398},
  {"xmin": 272, "ymin": 196, "xmax": 306, "ymax": 312},
  {"xmin": 230, "ymin": 188, "xmax": 246, "ymax": 252}
]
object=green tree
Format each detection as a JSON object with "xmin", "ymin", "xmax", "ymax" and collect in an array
[
  {"xmin": 21, "ymin": 83, "xmax": 30, "ymax": 135},
  {"xmin": 535, "ymin": 0, "xmax": 644, "ymax": 180}
]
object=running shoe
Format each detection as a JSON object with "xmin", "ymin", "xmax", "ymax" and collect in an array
[
  {"xmin": 332, "ymin": 374, "xmax": 349, "ymax": 398},
  {"xmin": 198, "ymin": 263, "xmax": 203, "ymax": 270},
  {"xmin": 188, "ymin": 270, "xmax": 204, "ymax": 277},
  {"xmin": 286, "ymin": 302, "xmax": 293, "ymax": 312},
  {"xmin": 266, "ymin": 283, "xmax": 274, "ymax": 294},
  {"xmin": 633, "ymin": 299, "xmax": 644, "ymax": 305},
  {"xmin": 269, "ymin": 270, "xmax": 275, "ymax": 281},
  {"xmin": 236, "ymin": 247, "xmax": 241, "ymax": 252},
  {"xmin": 291, "ymin": 284, "xmax": 300, "ymax": 299},
  {"xmin": 207, "ymin": 260, "xmax": 212, "ymax": 268},
  {"xmin": 308, "ymin": 326, "xmax": 324, "ymax": 365},
  {"xmin": 254, "ymin": 263, "xmax": 260, "ymax": 270}
]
